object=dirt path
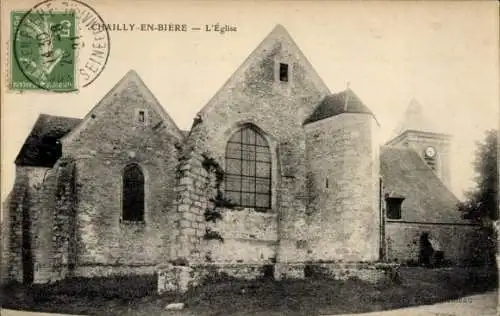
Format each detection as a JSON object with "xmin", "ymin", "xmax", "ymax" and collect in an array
[{"xmin": 331, "ymin": 290, "xmax": 498, "ymax": 316}]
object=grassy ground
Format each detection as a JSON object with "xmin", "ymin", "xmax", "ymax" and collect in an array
[{"xmin": 1, "ymin": 266, "xmax": 497, "ymax": 316}]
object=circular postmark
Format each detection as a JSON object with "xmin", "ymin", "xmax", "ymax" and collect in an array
[{"xmin": 13, "ymin": 0, "xmax": 110, "ymax": 92}]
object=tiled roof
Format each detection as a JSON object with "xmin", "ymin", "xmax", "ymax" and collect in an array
[
  {"xmin": 380, "ymin": 146, "xmax": 465, "ymax": 223},
  {"xmin": 15, "ymin": 114, "xmax": 81, "ymax": 167},
  {"xmin": 304, "ymin": 89, "xmax": 374, "ymax": 125}
]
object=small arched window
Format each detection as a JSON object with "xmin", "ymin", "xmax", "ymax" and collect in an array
[
  {"xmin": 225, "ymin": 125, "xmax": 272, "ymax": 210},
  {"xmin": 122, "ymin": 164, "xmax": 145, "ymax": 221}
]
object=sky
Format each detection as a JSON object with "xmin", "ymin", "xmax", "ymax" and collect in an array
[{"xmin": 1, "ymin": 0, "xmax": 499, "ymax": 201}]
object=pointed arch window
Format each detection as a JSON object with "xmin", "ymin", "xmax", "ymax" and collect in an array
[
  {"xmin": 122, "ymin": 164, "xmax": 145, "ymax": 222},
  {"xmin": 225, "ymin": 125, "xmax": 272, "ymax": 210}
]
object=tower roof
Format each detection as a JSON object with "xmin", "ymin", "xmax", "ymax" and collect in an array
[
  {"xmin": 393, "ymin": 98, "xmax": 439, "ymax": 136},
  {"xmin": 303, "ymin": 88, "xmax": 375, "ymax": 125}
]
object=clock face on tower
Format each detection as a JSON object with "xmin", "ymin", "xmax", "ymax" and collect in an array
[{"xmin": 424, "ymin": 146, "xmax": 436, "ymax": 158}]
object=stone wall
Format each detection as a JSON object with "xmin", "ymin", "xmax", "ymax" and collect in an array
[
  {"xmin": 2, "ymin": 166, "xmax": 51, "ymax": 283},
  {"xmin": 157, "ymin": 262, "xmax": 397, "ymax": 294},
  {"xmin": 304, "ymin": 262, "xmax": 397, "ymax": 284},
  {"xmin": 13, "ymin": 160, "xmax": 79, "ymax": 283},
  {"xmin": 172, "ymin": 29, "xmax": 331, "ymax": 266},
  {"xmin": 305, "ymin": 114, "xmax": 380, "ymax": 262},
  {"xmin": 385, "ymin": 221, "xmax": 479, "ymax": 264},
  {"xmin": 61, "ymin": 78, "xmax": 182, "ymax": 275},
  {"xmin": 157, "ymin": 263, "xmax": 270, "ymax": 294},
  {"xmin": 203, "ymin": 208, "xmax": 278, "ymax": 264},
  {"xmin": 169, "ymin": 151, "xmax": 279, "ymax": 266},
  {"xmin": 168, "ymin": 151, "xmax": 209, "ymax": 263},
  {"xmin": 51, "ymin": 160, "xmax": 78, "ymax": 281},
  {"xmin": 0, "ymin": 195, "xmax": 11, "ymax": 284},
  {"xmin": 73, "ymin": 264, "xmax": 157, "ymax": 278},
  {"xmin": 2, "ymin": 168, "xmax": 28, "ymax": 283},
  {"xmin": 32, "ymin": 165, "xmax": 59, "ymax": 282}
]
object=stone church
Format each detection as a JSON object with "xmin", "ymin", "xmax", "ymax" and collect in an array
[{"xmin": 2, "ymin": 25, "xmax": 478, "ymax": 285}]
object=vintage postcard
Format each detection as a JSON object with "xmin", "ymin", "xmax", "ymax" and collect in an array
[{"xmin": 1, "ymin": 1, "xmax": 498, "ymax": 315}]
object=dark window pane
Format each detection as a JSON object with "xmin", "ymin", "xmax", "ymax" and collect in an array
[
  {"xmin": 242, "ymin": 192, "xmax": 254, "ymax": 206},
  {"xmin": 279, "ymin": 63, "xmax": 289, "ymax": 82},
  {"xmin": 256, "ymin": 178, "xmax": 271, "ymax": 193},
  {"xmin": 224, "ymin": 125, "xmax": 272, "ymax": 209},
  {"xmin": 225, "ymin": 191, "xmax": 241, "ymax": 205},
  {"xmin": 242, "ymin": 176, "xmax": 255, "ymax": 193},
  {"xmin": 242, "ymin": 160, "xmax": 255, "ymax": 176},
  {"xmin": 256, "ymin": 194, "xmax": 271, "ymax": 208},
  {"xmin": 138, "ymin": 111, "xmax": 145, "ymax": 123},
  {"xmin": 229, "ymin": 130, "xmax": 241, "ymax": 142},
  {"xmin": 226, "ymin": 143, "xmax": 241, "ymax": 158},
  {"xmin": 225, "ymin": 174, "xmax": 241, "ymax": 191},
  {"xmin": 255, "ymin": 134, "xmax": 267, "ymax": 146},
  {"xmin": 256, "ymin": 149, "xmax": 270, "ymax": 162},
  {"xmin": 256, "ymin": 162, "xmax": 271, "ymax": 177},
  {"xmin": 226, "ymin": 158, "xmax": 241, "ymax": 174},
  {"xmin": 122, "ymin": 164, "xmax": 144, "ymax": 221},
  {"xmin": 242, "ymin": 145, "xmax": 255, "ymax": 161},
  {"xmin": 386, "ymin": 199, "xmax": 402, "ymax": 220},
  {"xmin": 242, "ymin": 128, "xmax": 255, "ymax": 144}
]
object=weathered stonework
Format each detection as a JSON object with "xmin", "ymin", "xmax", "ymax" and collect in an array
[
  {"xmin": 385, "ymin": 222, "xmax": 479, "ymax": 264},
  {"xmin": 60, "ymin": 76, "xmax": 183, "ymax": 277},
  {"xmin": 305, "ymin": 114, "xmax": 380, "ymax": 262},
  {"xmin": 304, "ymin": 262, "xmax": 398, "ymax": 284},
  {"xmin": 203, "ymin": 208, "xmax": 278, "ymax": 264},
  {"xmin": 157, "ymin": 262, "xmax": 397, "ymax": 294},
  {"xmin": 3, "ymin": 25, "xmax": 474, "ymax": 288}
]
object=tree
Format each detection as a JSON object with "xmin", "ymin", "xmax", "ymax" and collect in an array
[
  {"xmin": 458, "ymin": 129, "xmax": 498, "ymax": 266},
  {"xmin": 459, "ymin": 129, "xmax": 498, "ymax": 221}
]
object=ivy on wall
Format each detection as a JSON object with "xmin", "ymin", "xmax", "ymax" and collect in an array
[{"xmin": 201, "ymin": 153, "xmax": 235, "ymax": 242}]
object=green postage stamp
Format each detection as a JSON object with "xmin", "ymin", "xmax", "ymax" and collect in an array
[{"xmin": 11, "ymin": 10, "xmax": 77, "ymax": 92}]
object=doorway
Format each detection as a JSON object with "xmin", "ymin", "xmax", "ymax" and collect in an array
[{"xmin": 419, "ymin": 232, "xmax": 433, "ymax": 267}]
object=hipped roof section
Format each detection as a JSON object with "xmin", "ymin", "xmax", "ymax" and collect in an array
[{"xmin": 304, "ymin": 89, "xmax": 376, "ymax": 125}]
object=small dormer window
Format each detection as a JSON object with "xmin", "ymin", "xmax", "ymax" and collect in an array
[
  {"xmin": 385, "ymin": 194, "xmax": 405, "ymax": 220},
  {"xmin": 279, "ymin": 63, "xmax": 289, "ymax": 82}
]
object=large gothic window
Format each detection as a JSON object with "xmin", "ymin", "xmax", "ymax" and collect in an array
[
  {"xmin": 122, "ymin": 164, "xmax": 145, "ymax": 222},
  {"xmin": 225, "ymin": 125, "xmax": 272, "ymax": 210}
]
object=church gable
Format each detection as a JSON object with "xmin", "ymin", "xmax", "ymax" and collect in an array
[
  {"xmin": 171, "ymin": 25, "xmax": 336, "ymax": 264},
  {"xmin": 61, "ymin": 70, "xmax": 184, "ymax": 153},
  {"xmin": 52, "ymin": 71, "xmax": 183, "ymax": 268},
  {"xmin": 197, "ymin": 25, "xmax": 330, "ymax": 125},
  {"xmin": 186, "ymin": 25, "xmax": 333, "ymax": 162}
]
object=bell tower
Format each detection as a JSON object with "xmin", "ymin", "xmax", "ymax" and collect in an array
[{"xmin": 386, "ymin": 99, "xmax": 452, "ymax": 188}]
